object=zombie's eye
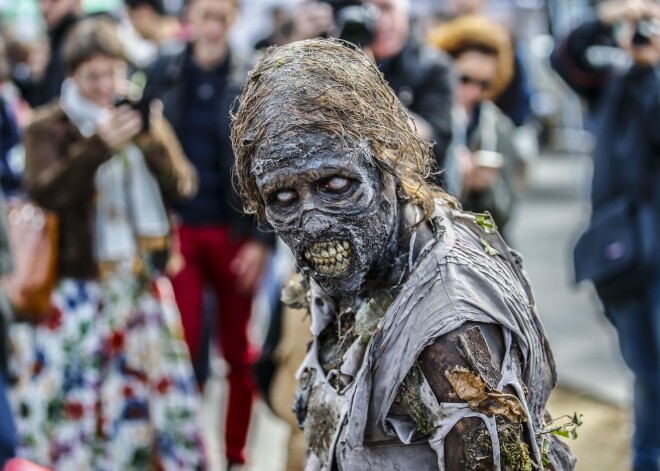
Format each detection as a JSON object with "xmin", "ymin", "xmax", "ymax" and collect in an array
[
  {"xmin": 323, "ymin": 177, "xmax": 351, "ymax": 192},
  {"xmin": 273, "ymin": 190, "xmax": 297, "ymax": 205}
]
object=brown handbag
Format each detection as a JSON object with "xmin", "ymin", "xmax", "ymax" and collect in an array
[{"xmin": 2, "ymin": 198, "xmax": 58, "ymax": 323}]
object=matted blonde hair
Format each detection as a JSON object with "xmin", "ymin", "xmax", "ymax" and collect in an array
[{"xmin": 231, "ymin": 39, "xmax": 455, "ymax": 224}]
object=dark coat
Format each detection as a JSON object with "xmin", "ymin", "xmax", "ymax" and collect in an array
[
  {"xmin": 23, "ymin": 102, "xmax": 197, "ymax": 279},
  {"xmin": 551, "ymin": 19, "xmax": 660, "ymax": 213},
  {"xmin": 0, "ymin": 97, "xmax": 21, "ymax": 195},
  {"xmin": 143, "ymin": 46, "xmax": 274, "ymax": 247},
  {"xmin": 378, "ymin": 38, "xmax": 454, "ymax": 174},
  {"xmin": 14, "ymin": 14, "xmax": 79, "ymax": 108}
]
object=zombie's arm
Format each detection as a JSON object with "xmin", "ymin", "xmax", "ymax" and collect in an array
[{"xmin": 397, "ymin": 321, "xmax": 539, "ymax": 470}]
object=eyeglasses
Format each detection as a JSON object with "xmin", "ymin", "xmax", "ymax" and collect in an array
[
  {"xmin": 459, "ymin": 74, "xmax": 493, "ymax": 91},
  {"xmin": 75, "ymin": 69, "xmax": 117, "ymax": 84}
]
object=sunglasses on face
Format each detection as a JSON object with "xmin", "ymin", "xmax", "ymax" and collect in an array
[{"xmin": 459, "ymin": 74, "xmax": 492, "ymax": 91}]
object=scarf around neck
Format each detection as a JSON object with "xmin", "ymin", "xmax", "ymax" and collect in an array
[{"xmin": 60, "ymin": 79, "xmax": 169, "ymax": 263}]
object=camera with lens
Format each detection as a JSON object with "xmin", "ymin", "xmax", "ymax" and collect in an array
[
  {"xmin": 113, "ymin": 96, "xmax": 150, "ymax": 132},
  {"xmin": 321, "ymin": 0, "xmax": 378, "ymax": 47},
  {"xmin": 632, "ymin": 18, "xmax": 660, "ymax": 46}
]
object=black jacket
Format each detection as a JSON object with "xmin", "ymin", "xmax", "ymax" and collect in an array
[
  {"xmin": 551, "ymin": 19, "xmax": 660, "ymax": 212},
  {"xmin": 378, "ymin": 38, "xmax": 454, "ymax": 174},
  {"xmin": 14, "ymin": 14, "xmax": 79, "ymax": 108},
  {"xmin": 144, "ymin": 45, "xmax": 274, "ymax": 246}
]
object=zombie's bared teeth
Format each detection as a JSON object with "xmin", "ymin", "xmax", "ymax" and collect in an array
[
  {"xmin": 306, "ymin": 239, "xmax": 351, "ymax": 275},
  {"xmin": 308, "ymin": 249, "xmax": 350, "ymax": 274}
]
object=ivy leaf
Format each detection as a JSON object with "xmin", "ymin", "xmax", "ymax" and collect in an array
[
  {"xmin": 573, "ymin": 413, "xmax": 584, "ymax": 427},
  {"xmin": 480, "ymin": 237, "xmax": 501, "ymax": 256},
  {"xmin": 475, "ymin": 213, "xmax": 498, "ymax": 234},
  {"xmin": 541, "ymin": 437, "xmax": 551, "ymax": 468},
  {"xmin": 551, "ymin": 427, "xmax": 570, "ymax": 438}
]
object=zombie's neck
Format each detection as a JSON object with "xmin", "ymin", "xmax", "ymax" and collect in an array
[{"xmin": 350, "ymin": 202, "xmax": 430, "ymax": 303}]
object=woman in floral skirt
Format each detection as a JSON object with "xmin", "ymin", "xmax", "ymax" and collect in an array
[{"xmin": 10, "ymin": 18, "xmax": 205, "ymax": 470}]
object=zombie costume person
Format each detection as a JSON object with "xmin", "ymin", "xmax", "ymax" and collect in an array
[{"xmin": 232, "ymin": 39, "xmax": 575, "ymax": 470}]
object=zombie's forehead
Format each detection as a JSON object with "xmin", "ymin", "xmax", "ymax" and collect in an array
[{"xmin": 251, "ymin": 131, "xmax": 379, "ymax": 179}]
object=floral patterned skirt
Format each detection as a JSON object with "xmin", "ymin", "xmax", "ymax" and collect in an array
[{"xmin": 9, "ymin": 271, "xmax": 206, "ymax": 470}]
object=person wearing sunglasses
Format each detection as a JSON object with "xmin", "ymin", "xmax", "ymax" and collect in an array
[{"xmin": 430, "ymin": 15, "xmax": 523, "ymax": 236}]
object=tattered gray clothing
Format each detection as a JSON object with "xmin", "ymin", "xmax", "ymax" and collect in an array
[{"xmin": 295, "ymin": 205, "xmax": 576, "ymax": 470}]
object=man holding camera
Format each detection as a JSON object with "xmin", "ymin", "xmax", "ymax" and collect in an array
[
  {"xmin": 291, "ymin": 0, "xmax": 453, "ymax": 173},
  {"xmin": 552, "ymin": 1, "xmax": 660, "ymax": 469}
]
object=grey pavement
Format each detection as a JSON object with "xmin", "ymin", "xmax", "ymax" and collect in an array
[
  {"xmin": 509, "ymin": 152, "xmax": 633, "ymax": 406},
  {"xmin": 202, "ymin": 152, "xmax": 634, "ymax": 470}
]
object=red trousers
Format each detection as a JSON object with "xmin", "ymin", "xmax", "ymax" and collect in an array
[{"xmin": 170, "ymin": 224, "xmax": 255, "ymax": 465}]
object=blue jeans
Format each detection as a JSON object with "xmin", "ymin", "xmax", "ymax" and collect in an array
[
  {"xmin": 603, "ymin": 276, "xmax": 660, "ymax": 471},
  {"xmin": 0, "ymin": 371, "xmax": 16, "ymax": 467}
]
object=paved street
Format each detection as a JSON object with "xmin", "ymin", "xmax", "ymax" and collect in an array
[
  {"xmin": 202, "ymin": 152, "xmax": 635, "ymax": 470},
  {"xmin": 509, "ymin": 153, "xmax": 632, "ymax": 406}
]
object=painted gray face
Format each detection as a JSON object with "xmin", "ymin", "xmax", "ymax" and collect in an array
[{"xmin": 253, "ymin": 133, "xmax": 398, "ymax": 296}]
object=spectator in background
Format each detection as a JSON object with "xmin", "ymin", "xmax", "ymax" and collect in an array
[
  {"xmin": 0, "ymin": 50, "xmax": 20, "ymax": 466},
  {"xmin": 123, "ymin": 0, "xmax": 183, "ymax": 57},
  {"xmin": 0, "ymin": 189, "xmax": 16, "ymax": 468},
  {"xmin": 444, "ymin": 0, "xmax": 485, "ymax": 17},
  {"xmin": 0, "ymin": 38, "xmax": 16, "ymax": 463},
  {"xmin": 12, "ymin": 18, "xmax": 205, "ymax": 469},
  {"xmin": 0, "ymin": 36, "xmax": 22, "ymax": 196},
  {"xmin": 291, "ymin": 0, "xmax": 454, "ymax": 176},
  {"xmin": 551, "ymin": 1, "xmax": 660, "ymax": 469},
  {"xmin": 430, "ymin": 15, "xmax": 522, "ymax": 234},
  {"xmin": 444, "ymin": 0, "xmax": 533, "ymax": 127},
  {"xmin": 12, "ymin": 0, "xmax": 81, "ymax": 108},
  {"xmin": 254, "ymin": 6, "xmax": 294, "ymax": 50},
  {"xmin": 144, "ymin": 0, "xmax": 273, "ymax": 467}
]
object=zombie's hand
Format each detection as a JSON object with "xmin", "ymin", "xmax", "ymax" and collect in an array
[{"xmin": 230, "ymin": 241, "xmax": 270, "ymax": 295}]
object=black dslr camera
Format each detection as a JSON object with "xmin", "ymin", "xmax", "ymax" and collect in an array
[
  {"xmin": 113, "ymin": 96, "xmax": 150, "ymax": 132},
  {"xmin": 632, "ymin": 18, "xmax": 660, "ymax": 46},
  {"xmin": 322, "ymin": 0, "xmax": 378, "ymax": 47}
]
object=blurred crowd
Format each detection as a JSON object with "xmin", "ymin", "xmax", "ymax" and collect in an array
[{"xmin": 0, "ymin": 0, "xmax": 657, "ymax": 470}]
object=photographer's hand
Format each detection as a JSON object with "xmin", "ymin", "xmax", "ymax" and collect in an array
[
  {"xmin": 599, "ymin": 0, "xmax": 656, "ymax": 26},
  {"xmin": 97, "ymin": 105, "xmax": 142, "ymax": 151},
  {"xmin": 291, "ymin": 1, "xmax": 334, "ymax": 42}
]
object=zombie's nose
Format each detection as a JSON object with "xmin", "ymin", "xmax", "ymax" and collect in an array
[{"xmin": 301, "ymin": 212, "xmax": 332, "ymax": 236}]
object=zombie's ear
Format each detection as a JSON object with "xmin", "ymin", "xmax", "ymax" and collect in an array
[
  {"xmin": 242, "ymin": 130, "xmax": 256, "ymax": 147},
  {"xmin": 395, "ymin": 177, "xmax": 411, "ymax": 202}
]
